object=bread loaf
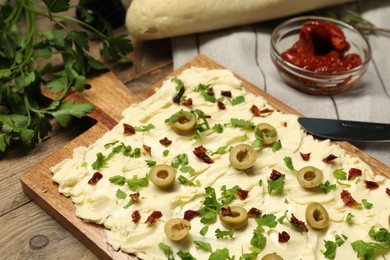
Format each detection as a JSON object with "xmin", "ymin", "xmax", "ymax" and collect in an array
[{"xmin": 125, "ymin": 0, "xmax": 354, "ymax": 40}]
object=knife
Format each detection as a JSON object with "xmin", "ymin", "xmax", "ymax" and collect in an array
[{"xmin": 298, "ymin": 117, "xmax": 390, "ymax": 142}]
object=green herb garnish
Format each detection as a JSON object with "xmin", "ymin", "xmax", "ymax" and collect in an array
[
  {"xmin": 319, "ymin": 181, "xmax": 337, "ymax": 193},
  {"xmin": 283, "ymin": 156, "xmax": 297, "ymax": 174},
  {"xmin": 133, "ymin": 123, "xmax": 155, "ymax": 132},
  {"xmin": 177, "ymin": 251, "xmax": 196, "ymax": 260},
  {"xmin": 178, "ymin": 175, "xmax": 196, "ymax": 186},
  {"xmin": 230, "ymin": 96, "xmax": 245, "ymax": 106},
  {"xmin": 126, "ymin": 174, "xmax": 149, "ymax": 191},
  {"xmin": 215, "ymin": 228, "xmax": 235, "ymax": 239},
  {"xmin": 193, "ymin": 241, "xmax": 212, "ymax": 252},
  {"xmin": 158, "ymin": 242, "xmax": 174, "ymax": 260},
  {"xmin": 333, "ymin": 169, "xmax": 347, "ymax": 180},
  {"xmin": 230, "ymin": 118, "xmax": 255, "ymax": 129},
  {"xmin": 0, "ymin": 0, "xmax": 132, "ymax": 152},
  {"xmin": 267, "ymin": 175, "xmax": 285, "ymax": 194}
]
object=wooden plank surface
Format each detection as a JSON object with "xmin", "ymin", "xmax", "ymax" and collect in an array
[{"xmin": 20, "ymin": 54, "xmax": 390, "ymax": 260}]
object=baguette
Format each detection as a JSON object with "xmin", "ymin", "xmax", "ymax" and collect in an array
[{"xmin": 125, "ymin": 0, "xmax": 353, "ymax": 40}]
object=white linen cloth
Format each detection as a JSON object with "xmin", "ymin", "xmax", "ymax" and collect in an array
[{"xmin": 171, "ymin": 0, "xmax": 390, "ymax": 166}]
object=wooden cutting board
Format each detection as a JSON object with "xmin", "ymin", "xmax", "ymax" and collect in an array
[{"xmin": 20, "ymin": 54, "xmax": 390, "ymax": 260}]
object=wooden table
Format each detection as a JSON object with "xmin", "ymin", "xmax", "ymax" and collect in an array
[{"xmin": 0, "ymin": 1, "xmax": 172, "ymax": 258}]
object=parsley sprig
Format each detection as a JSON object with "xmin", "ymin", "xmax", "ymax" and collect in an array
[{"xmin": 0, "ymin": 0, "xmax": 132, "ymax": 152}]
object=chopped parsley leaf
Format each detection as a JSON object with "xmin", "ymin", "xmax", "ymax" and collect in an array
[
  {"xmin": 230, "ymin": 96, "xmax": 245, "ymax": 106},
  {"xmin": 92, "ymin": 152, "xmax": 110, "ymax": 170},
  {"xmin": 209, "ymin": 248, "xmax": 233, "ymax": 260},
  {"xmin": 199, "ymin": 187, "xmax": 221, "ymax": 224},
  {"xmin": 176, "ymin": 250, "xmax": 196, "ymax": 260},
  {"xmin": 200, "ymin": 225, "xmax": 209, "ymax": 236},
  {"xmin": 333, "ymin": 169, "xmax": 347, "ymax": 180},
  {"xmin": 250, "ymin": 226, "xmax": 266, "ymax": 251},
  {"xmin": 178, "ymin": 175, "xmax": 196, "ymax": 186},
  {"xmin": 127, "ymin": 175, "xmax": 149, "ymax": 191},
  {"xmin": 145, "ymin": 160, "xmax": 156, "ymax": 167},
  {"xmin": 272, "ymin": 140, "xmax": 282, "ymax": 152},
  {"xmin": 319, "ymin": 181, "xmax": 337, "ymax": 193},
  {"xmin": 255, "ymin": 214, "xmax": 278, "ymax": 228},
  {"xmin": 133, "ymin": 123, "xmax": 155, "ymax": 132},
  {"xmin": 212, "ymin": 123, "xmax": 224, "ymax": 133},
  {"xmin": 267, "ymin": 174, "xmax": 285, "ymax": 194},
  {"xmin": 195, "ymin": 83, "xmax": 216, "ymax": 103},
  {"xmin": 230, "ymin": 118, "xmax": 255, "ymax": 129},
  {"xmin": 346, "ymin": 212, "xmax": 354, "ymax": 223},
  {"xmin": 283, "ymin": 156, "xmax": 298, "ymax": 174},
  {"xmin": 193, "ymin": 240, "xmax": 212, "ymax": 252},
  {"xmin": 219, "ymin": 185, "xmax": 239, "ymax": 205},
  {"xmin": 215, "ymin": 228, "xmax": 235, "ymax": 239},
  {"xmin": 109, "ymin": 175, "xmax": 127, "ymax": 185},
  {"xmin": 171, "ymin": 153, "xmax": 189, "ymax": 169},
  {"xmin": 123, "ymin": 198, "xmax": 135, "ymax": 209},
  {"xmin": 115, "ymin": 189, "xmax": 127, "ymax": 199},
  {"xmin": 180, "ymin": 165, "xmax": 195, "ymax": 173},
  {"xmin": 211, "ymin": 145, "xmax": 228, "ymax": 155},
  {"xmin": 362, "ymin": 199, "xmax": 373, "ymax": 209},
  {"xmin": 163, "ymin": 149, "xmax": 169, "ymax": 156},
  {"xmin": 158, "ymin": 242, "xmax": 174, "ymax": 260}
]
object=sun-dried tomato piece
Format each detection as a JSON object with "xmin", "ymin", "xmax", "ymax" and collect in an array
[
  {"xmin": 260, "ymin": 108, "xmax": 274, "ymax": 114},
  {"xmin": 386, "ymin": 188, "xmax": 390, "ymax": 196},
  {"xmin": 207, "ymin": 87, "xmax": 215, "ymax": 96},
  {"xmin": 323, "ymin": 154, "xmax": 338, "ymax": 163},
  {"xmin": 183, "ymin": 210, "xmax": 200, "ymax": 221},
  {"xmin": 173, "ymin": 86, "xmax": 185, "ymax": 104},
  {"xmin": 143, "ymin": 144, "xmax": 152, "ymax": 156},
  {"xmin": 88, "ymin": 172, "xmax": 103, "ymax": 185},
  {"xmin": 348, "ymin": 168, "xmax": 362, "ymax": 180},
  {"xmin": 217, "ymin": 101, "xmax": 226, "ymax": 110},
  {"xmin": 130, "ymin": 191, "xmax": 140, "ymax": 200},
  {"xmin": 220, "ymin": 206, "xmax": 232, "ymax": 216},
  {"xmin": 193, "ymin": 146, "xmax": 214, "ymax": 164},
  {"xmin": 221, "ymin": 90, "xmax": 232, "ymax": 98},
  {"xmin": 270, "ymin": 169, "xmax": 283, "ymax": 181},
  {"xmin": 341, "ymin": 189, "xmax": 358, "ymax": 208},
  {"xmin": 159, "ymin": 137, "xmax": 172, "ymax": 146},
  {"xmin": 247, "ymin": 207, "xmax": 262, "ymax": 217},
  {"xmin": 278, "ymin": 231, "xmax": 290, "ymax": 243},
  {"xmin": 123, "ymin": 123, "xmax": 135, "ymax": 135},
  {"xmin": 145, "ymin": 211, "xmax": 162, "ymax": 224},
  {"xmin": 181, "ymin": 98, "xmax": 193, "ymax": 107},
  {"xmin": 251, "ymin": 104, "xmax": 261, "ymax": 116},
  {"xmin": 290, "ymin": 214, "xmax": 308, "ymax": 233},
  {"xmin": 365, "ymin": 180, "xmax": 379, "ymax": 190},
  {"xmin": 300, "ymin": 152, "xmax": 311, "ymax": 161},
  {"xmin": 237, "ymin": 188, "xmax": 249, "ymax": 201},
  {"xmin": 132, "ymin": 210, "xmax": 141, "ymax": 223}
]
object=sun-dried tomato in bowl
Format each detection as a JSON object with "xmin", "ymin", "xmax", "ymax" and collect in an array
[{"xmin": 271, "ymin": 16, "xmax": 371, "ymax": 96}]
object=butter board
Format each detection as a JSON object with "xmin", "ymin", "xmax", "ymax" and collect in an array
[{"xmin": 20, "ymin": 54, "xmax": 390, "ymax": 260}]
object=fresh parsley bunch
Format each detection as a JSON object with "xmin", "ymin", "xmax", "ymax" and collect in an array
[{"xmin": 0, "ymin": 0, "xmax": 133, "ymax": 152}]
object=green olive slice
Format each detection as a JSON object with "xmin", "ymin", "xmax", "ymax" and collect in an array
[
  {"xmin": 219, "ymin": 206, "xmax": 248, "ymax": 230},
  {"xmin": 149, "ymin": 165, "xmax": 176, "ymax": 189},
  {"xmin": 305, "ymin": 202, "xmax": 329, "ymax": 229},
  {"xmin": 171, "ymin": 111, "xmax": 196, "ymax": 135},
  {"xmin": 254, "ymin": 123, "xmax": 278, "ymax": 146},
  {"xmin": 262, "ymin": 253, "xmax": 283, "ymax": 260},
  {"xmin": 229, "ymin": 144, "xmax": 257, "ymax": 170},
  {"xmin": 297, "ymin": 166, "xmax": 324, "ymax": 189},
  {"xmin": 164, "ymin": 218, "xmax": 191, "ymax": 241}
]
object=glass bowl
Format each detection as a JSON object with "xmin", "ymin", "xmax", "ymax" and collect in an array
[{"xmin": 270, "ymin": 16, "xmax": 371, "ymax": 96}]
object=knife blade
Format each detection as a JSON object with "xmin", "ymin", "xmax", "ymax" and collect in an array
[{"xmin": 298, "ymin": 117, "xmax": 390, "ymax": 142}]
